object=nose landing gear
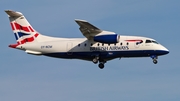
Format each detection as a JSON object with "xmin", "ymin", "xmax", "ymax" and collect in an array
[
  {"xmin": 92, "ymin": 57, "xmax": 99, "ymax": 64},
  {"xmin": 151, "ymin": 55, "xmax": 158, "ymax": 64},
  {"xmin": 153, "ymin": 59, "xmax": 158, "ymax": 64}
]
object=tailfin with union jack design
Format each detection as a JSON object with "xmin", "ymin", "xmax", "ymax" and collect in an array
[{"xmin": 5, "ymin": 10, "xmax": 39, "ymax": 47}]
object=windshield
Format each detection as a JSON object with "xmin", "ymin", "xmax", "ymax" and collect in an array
[
  {"xmin": 145, "ymin": 40, "xmax": 152, "ymax": 43},
  {"xmin": 145, "ymin": 40, "xmax": 159, "ymax": 44},
  {"xmin": 152, "ymin": 40, "xmax": 159, "ymax": 44}
]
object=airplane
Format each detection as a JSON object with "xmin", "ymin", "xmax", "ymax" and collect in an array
[{"xmin": 5, "ymin": 10, "xmax": 169, "ymax": 69}]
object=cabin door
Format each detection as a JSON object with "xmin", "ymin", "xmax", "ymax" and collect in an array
[{"xmin": 66, "ymin": 42, "xmax": 73, "ymax": 55}]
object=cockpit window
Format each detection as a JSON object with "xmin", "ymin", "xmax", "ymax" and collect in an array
[
  {"xmin": 145, "ymin": 40, "xmax": 159, "ymax": 44},
  {"xmin": 152, "ymin": 40, "xmax": 159, "ymax": 44},
  {"xmin": 145, "ymin": 40, "xmax": 152, "ymax": 43}
]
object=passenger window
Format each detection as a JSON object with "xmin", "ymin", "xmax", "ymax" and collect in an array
[
  {"xmin": 120, "ymin": 42, "xmax": 122, "ymax": 45},
  {"xmin": 97, "ymin": 43, "xmax": 100, "ymax": 46},
  {"xmin": 108, "ymin": 43, "xmax": 110, "ymax": 46},
  {"xmin": 127, "ymin": 42, "xmax": 129, "ymax": 45},
  {"xmin": 78, "ymin": 44, "xmax": 80, "ymax": 47},
  {"xmin": 84, "ymin": 43, "xmax": 86, "ymax": 47},
  {"xmin": 102, "ymin": 43, "xmax": 104, "ymax": 46},
  {"xmin": 91, "ymin": 43, "xmax": 93, "ymax": 46},
  {"xmin": 114, "ymin": 43, "xmax": 116, "ymax": 46}
]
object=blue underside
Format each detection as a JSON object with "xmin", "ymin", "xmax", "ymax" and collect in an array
[{"xmin": 44, "ymin": 50, "xmax": 169, "ymax": 61}]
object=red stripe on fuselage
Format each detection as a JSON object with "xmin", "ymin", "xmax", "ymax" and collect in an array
[{"xmin": 125, "ymin": 40, "xmax": 143, "ymax": 42}]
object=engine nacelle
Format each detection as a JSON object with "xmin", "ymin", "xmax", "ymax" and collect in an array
[{"xmin": 94, "ymin": 34, "xmax": 120, "ymax": 43}]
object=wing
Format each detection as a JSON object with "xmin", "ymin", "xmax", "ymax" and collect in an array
[{"xmin": 75, "ymin": 19, "xmax": 115, "ymax": 40}]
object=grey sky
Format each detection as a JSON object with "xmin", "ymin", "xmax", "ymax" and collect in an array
[{"xmin": 0, "ymin": 0, "xmax": 180, "ymax": 101}]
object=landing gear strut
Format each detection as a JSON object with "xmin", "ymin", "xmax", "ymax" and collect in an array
[{"xmin": 151, "ymin": 55, "xmax": 158, "ymax": 64}]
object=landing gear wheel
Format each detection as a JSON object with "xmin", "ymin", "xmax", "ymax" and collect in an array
[
  {"xmin": 98, "ymin": 63, "xmax": 104, "ymax": 69},
  {"xmin": 92, "ymin": 56, "xmax": 99, "ymax": 64},
  {"xmin": 153, "ymin": 59, "xmax": 158, "ymax": 64},
  {"xmin": 93, "ymin": 58, "xmax": 98, "ymax": 64},
  {"xmin": 151, "ymin": 55, "xmax": 158, "ymax": 64}
]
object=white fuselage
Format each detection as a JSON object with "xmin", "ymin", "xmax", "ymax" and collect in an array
[{"xmin": 17, "ymin": 35, "xmax": 169, "ymax": 61}]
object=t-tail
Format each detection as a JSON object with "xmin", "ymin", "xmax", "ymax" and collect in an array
[{"xmin": 5, "ymin": 10, "xmax": 40, "ymax": 48}]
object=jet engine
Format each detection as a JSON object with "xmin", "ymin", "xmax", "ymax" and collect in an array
[{"xmin": 93, "ymin": 34, "xmax": 120, "ymax": 43}]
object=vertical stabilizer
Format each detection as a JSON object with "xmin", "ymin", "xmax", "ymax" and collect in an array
[{"xmin": 5, "ymin": 10, "xmax": 39, "ymax": 46}]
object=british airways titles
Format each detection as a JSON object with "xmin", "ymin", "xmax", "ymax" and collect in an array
[
  {"xmin": 40, "ymin": 45, "xmax": 129, "ymax": 51},
  {"xmin": 90, "ymin": 46, "xmax": 129, "ymax": 51}
]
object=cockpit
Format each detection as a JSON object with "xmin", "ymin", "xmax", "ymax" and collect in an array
[{"xmin": 145, "ymin": 40, "xmax": 159, "ymax": 44}]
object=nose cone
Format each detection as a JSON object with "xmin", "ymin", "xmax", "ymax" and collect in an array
[
  {"xmin": 162, "ymin": 48, "xmax": 169, "ymax": 55},
  {"xmin": 160, "ymin": 46, "xmax": 169, "ymax": 55}
]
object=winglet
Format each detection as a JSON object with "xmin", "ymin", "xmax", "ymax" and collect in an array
[
  {"xmin": 75, "ymin": 19, "xmax": 100, "ymax": 30},
  {"xmin": 75, "ymin": 19, "xmax": 102, "ymax": 39},
  {"xmin": 5, "ymin": 10, "xmax": 23, "ymax": 17},
  {"xmin": 75, "ymin": 19, "xmax": 88, "ymax": 22}
]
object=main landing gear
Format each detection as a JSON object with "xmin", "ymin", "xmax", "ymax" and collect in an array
[
  {"xmin": 151, "ymin": 55, "xmax": 158, "ymax": 64},
  {"xmin": 92, "ymin": 57, "xmax": 99, "ymax": 64},
  {"xmin": 98, "ymin": 63, "xmax": 104, "ymax": 69},
  {"xmin": 92, "ymin": 56, "xmax": 106, "ymax": 69}
]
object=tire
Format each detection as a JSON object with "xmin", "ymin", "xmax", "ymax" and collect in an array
[
  {"xmin": 98, "ymin": 63, "xmax": 104, "ymax": 69},
  {"xmin": 93, "ymin": 58, "xmax": 98, "ymax": 64},
  {"xmin": 153, "ymin": 60, "xmax": 158, "ymax": 64}
]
